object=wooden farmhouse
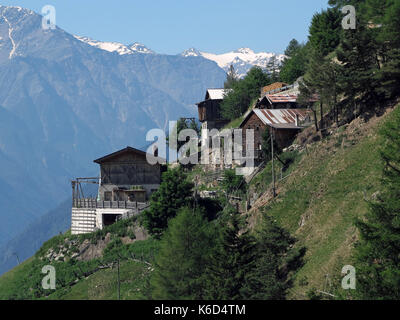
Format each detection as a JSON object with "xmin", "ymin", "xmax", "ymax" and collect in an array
[
  {"xmin": 71, "ymin": 146, "xmax": 164, "ymax": 235},
  {"xmin": 94, "ymin": 146, "xmax": 163, "ymax": 203},
  {"xmin": 197, "ymin": 88, "xmax": 231, "ymax": 132},
  {"xmin": 239, "ymin": 108, "xmax": 313, "ymax": 162}
]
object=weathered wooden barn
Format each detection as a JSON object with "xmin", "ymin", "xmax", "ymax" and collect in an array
[
  {"xmin": 239, "ymin": 108, "xmax": 313, "ymax": 162},
  {"xmin": 94, "ymin": 146, "xmax": 163, "ymax": 202},
  {"xmin": 197, "ymin": 88, "xmax": 231, "ymax": 132},
  {"xmin": 71, "ymin": 146, "xmax": 164, "ymax": 235}
]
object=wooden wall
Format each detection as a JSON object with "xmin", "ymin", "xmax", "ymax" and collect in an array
[
  {"xmin": 100, "ymin": 153, "xmax": 161, "ymax": 186},
  {"xmin": 240, "ymin": 112, "xmax": 300, "ymax": 158}
]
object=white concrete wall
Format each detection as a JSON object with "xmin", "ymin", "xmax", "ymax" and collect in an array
[
  {"xmin": 95, "ymin": 208, "xmax": 132, "ymax": 230},
  {"xmin": 71, "ymin": 208, "xmax": 97, "ymax": 235}
]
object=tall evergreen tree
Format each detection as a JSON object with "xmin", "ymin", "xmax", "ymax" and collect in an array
[
  {"xmin": 308, "ymin": 8, "xmax": 342, "ymax": 56},
  {"xmin": 143, "ymin": 167, "xmax": 194, "ymax": 238},
  {"xmin": 336, "ymin": 18, "xmax": 381, "ymax": 113},
  {"xmin": 373, "ymin": 0, "xmax": 400, "ymax": 100},
  {"xmin": 221, "ymin": 66, "xmax": 270, "ymax": 120},
  {"xmin": 354, "ymin": 106, "xmax": 400, "ymax": 299},
  {"xmin": 204, "ymin": 207, "xmax": 257, "ymax": 300},
  {"xmin": 151, "ymin": 207, "xmax": 214, "ymax": 299},
  {"xmin": 224, "ymin": 64, "xmax": 238, "ymax": 89},
  {"xmin": 279, "ymin": 43, "xmax": 308, "ymax": 84},
  {"xmin": 284, "ymin": 39, "xmax": 302, "ymax": 57},
  {"xmin": 241, "ymin": 215, "xmax": 306, "ymax": 300}
]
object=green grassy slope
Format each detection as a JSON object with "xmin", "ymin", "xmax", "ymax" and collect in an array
[
  {"xmin": 0, "ymin": 216, "xmax": 158, "ymax": 300},
  {"xmin": 249, "ymin": 110, "xmax": 393, "ymax": 299},
  {"xmin": 0, "ymin": 106, "xmax": 395, "ymax": 300}
]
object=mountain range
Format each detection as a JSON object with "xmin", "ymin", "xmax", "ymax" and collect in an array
[
  {"xmin": 0, "ymin": 5, "xmax": 282, "ymax": 275},
  {"xmin": 74, "ymin": 36, "xmax": 285, "ymax": 79}
]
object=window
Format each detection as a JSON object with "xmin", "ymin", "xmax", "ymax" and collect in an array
[{"xmin": 104, "ymin": 191, "xmax": 112, "ymax": 201}]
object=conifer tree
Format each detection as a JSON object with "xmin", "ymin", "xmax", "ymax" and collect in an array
[
  {"xmin": 221, "ymin": 66, "xmax": 270, "ymax": 120},
  {"xmin": 224, "ymin": 64, "xmax": 238, "ymax": 89},
  {"xmin": 336, "ymin": 7, "xmax": 382, "ymax": 112},
  {"xmin": 204, "ymin": 207, "xmax": 257, "ymax": 300},
  {"xmin": 241, "ymin": 215, "xmax": 306, "ymax": 300},
  {"xmin": 151, "ymin": 207, "xmax": 214, "ymax": 299},
  {"xmin": 354, "ymin": 106, "xmax": 400, "ymax": 299},
  {"xmin": 143, "ymin": 167, "xmax": 194, "ymax": 238}
]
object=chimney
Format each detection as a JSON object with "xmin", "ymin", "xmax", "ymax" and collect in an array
[{"xmin": 295, "ymin": 114, "xmax": 299, "ymax": 127}]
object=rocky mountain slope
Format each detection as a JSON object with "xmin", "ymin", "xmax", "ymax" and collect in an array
[{"xmin": 0, "ymin": 5, "xmax": 226, "ymax": 267}]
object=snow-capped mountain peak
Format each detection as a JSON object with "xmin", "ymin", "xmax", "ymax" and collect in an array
[
  {"xmin": 181, "ymin": 47, "xmax": 201, "ymax": 57},
  {"xmin": 234, "ymin": 47, "xmax": 255, "ymax": 55},
  {"xmin": 181, "ymin": 47, "xmax": 286, "ymax": 78},
  {"xmin": 129, "ymin": 42, "xmax": 154, "ymax": 54},
  {"xmin": 74, "ymin": 36, "xmax": 154, "ymax": 55}
]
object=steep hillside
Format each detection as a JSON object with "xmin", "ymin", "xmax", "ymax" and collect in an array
[
  {"xmin": 0, "ymin": 105, "xmax": 395, "ymax": 300},
  {"xmin": 247, "ymin": 107, "xmax": 395, "ymax": 299},
  {"xmin": 0, "ymin": 215, "xmax": 158, "ymax": 300}
]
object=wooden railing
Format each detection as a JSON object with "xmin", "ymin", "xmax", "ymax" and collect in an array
[{"xmin": 72, "ymin": 199, "xmax": 149, "ymax": 210}]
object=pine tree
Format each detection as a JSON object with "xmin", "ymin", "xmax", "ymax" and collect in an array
[
  {"xmin": 284, "ymin": 39, "xmax": 302, "ymax": 57},
  {"xmin": 204, "ymin": 207, "xmax": 257, "ymax": 300},
  {"xmin": 374, "ymin": 0, "xmax": 400, "ymax": 100},
  {"xmin": 224, "ymin": 64, "xmax": 238, "ymax": 89},
  {"xmin": 240, "ymin": 215, "xmax": 306, "ymax": 300},
  {"xmin": 336, "ymin": 9, "xmax": 382, "ymax": 113},
  {"xmin": 143, "ymin": 167, "xmax": 194, "ymax": 238},
  {"xmin": 151, "ymin": 207, "xmax": 214, "ymax": 299},
  {"xmin": 279, "ymin": 43, "xmax": 308, "ymax": 84},
  {"xmin": 354, "ymin": 106, "xmax": 400, "ymax": 299},
  {"xmin": 308, "ymin": 8, "xmax": 342, "ymax": 56},
  {"xmin": 221, "ymin": 66, "xmax": 270, "ymax": 120}
]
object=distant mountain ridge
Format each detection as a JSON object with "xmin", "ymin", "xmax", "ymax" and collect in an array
[
  {"xmin": 74, "ymin": 36, "xmax": 155, "ymax": 55},
  {"xmin": 182, "ymin": 47, "xmax": 286, "ymax": 78},
  {"xmin": 0, "ymin": 4, "xmax": 226, "ymax": 273},
  {"xmin": 71, "ymin": 36, "xmax": 284, "ymax": 78}
]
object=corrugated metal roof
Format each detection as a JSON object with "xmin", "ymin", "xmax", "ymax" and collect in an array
[
  {"xmin": 253, "ymin": 108, "xmax": 311, "ymax": 129},
  {"xmin": 266, "ymin": 94, "xmax": 298, "ymax": 104}
]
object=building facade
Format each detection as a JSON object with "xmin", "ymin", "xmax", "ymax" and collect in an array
[
  {"xmin": 71, "ymin": 147, "xmax": 163, "ymax": 235},
  {"xmin": 240, "ymin": 108, "xmax": 313, "ymax": 162}
]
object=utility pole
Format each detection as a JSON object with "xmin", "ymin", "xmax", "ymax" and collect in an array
[{"xmin": 271, "ymin": 129, "xmax": 276, "ymax": 197}]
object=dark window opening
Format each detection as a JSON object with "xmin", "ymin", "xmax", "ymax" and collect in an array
[
  {"xmin": 104, "ymin": 191, "xmax": 112, "ymax": 201},
  {"xmin": 102, "ymin": 214, "xmax": 122, "ymax": 227}
]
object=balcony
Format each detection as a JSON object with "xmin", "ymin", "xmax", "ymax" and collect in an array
[{"xmin": 72, "ymin": 198, "xmax": 149, "ymax": 210}]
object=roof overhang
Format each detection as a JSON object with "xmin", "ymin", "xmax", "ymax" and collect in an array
[{"xmin": 94, "ymin": 146, "xmax": 165, "ymax": 164}]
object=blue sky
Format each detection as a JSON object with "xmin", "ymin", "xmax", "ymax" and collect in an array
[{"xmin": 2, "ymin": 0, "xmax": 330, "ymax": 54}]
